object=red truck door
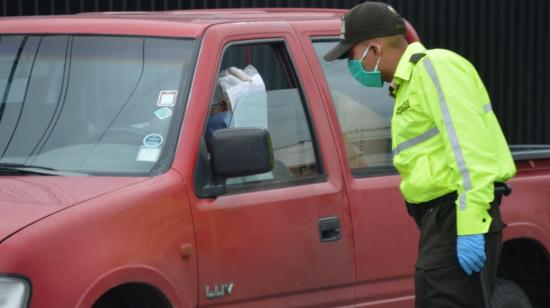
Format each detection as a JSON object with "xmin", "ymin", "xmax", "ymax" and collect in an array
[
  {"xmin": 179, "ymin": 22, "xmax": 356, "ymax": 307},
  {"xmin": 295, "ymin": 20, "xmax": 419, "ymax": 307}
]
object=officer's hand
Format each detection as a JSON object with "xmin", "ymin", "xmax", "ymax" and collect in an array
[{"xmin": 457, "ymin": 234, "xmax": 486, "ymax": 275}]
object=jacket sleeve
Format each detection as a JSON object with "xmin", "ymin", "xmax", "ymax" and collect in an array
[{"xmin": 415, "ymin": 54, "xmax": 500, "ymax": 235}]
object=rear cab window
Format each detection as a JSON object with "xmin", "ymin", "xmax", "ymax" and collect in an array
[{"xmin": 312, "ymin": 38, "xmax": 396, "ymax": 177}]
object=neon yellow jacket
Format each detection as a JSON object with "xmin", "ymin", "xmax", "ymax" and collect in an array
[{"xmin": 391, "ymin": 42, "xmax": 516, "ymax": 235}]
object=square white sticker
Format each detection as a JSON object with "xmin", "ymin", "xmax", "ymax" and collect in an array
[
  {"xmin": 157, "ymin": 90, "xmax": 178, "ymax": 107},
  {"xmin": 136, "ymin": 146, "xmax": 161, "ymax": 162}
]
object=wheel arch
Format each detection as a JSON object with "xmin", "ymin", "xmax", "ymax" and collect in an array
[
  {"xmin": 499, "ymin": 237, "xmax": 550, "ymax": 280},
  {"xmin": 76, "ymin": 265, "xmax": 188, "ymax": 308},
  {"xmin": 92, "ymin": 282, "xmax": 172, "ymax": 308},
  {"xmin": 500, "ymin": 223, "xmax": 550, "ymax": 306}
]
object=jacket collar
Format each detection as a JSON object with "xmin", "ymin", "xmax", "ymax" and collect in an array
[{"xmin": 392, "ymin": 42, "xmax": 427, "ymax": 85}]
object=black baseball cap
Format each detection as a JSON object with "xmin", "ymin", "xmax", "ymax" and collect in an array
[{"xmin": 323, "ymin": 1, "xmax": 406, "ymax": 61}]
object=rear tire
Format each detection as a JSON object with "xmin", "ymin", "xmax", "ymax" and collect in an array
[{"xmin": 492, "ymin": 278, "xmax": 532, "ymax": 308}]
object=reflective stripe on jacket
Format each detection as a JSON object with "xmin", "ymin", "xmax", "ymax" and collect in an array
[{"xmin": 391, "ymin": 42, "xmax": 516, "ymax": 235}]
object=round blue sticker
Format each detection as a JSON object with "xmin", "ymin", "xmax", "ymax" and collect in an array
[{"xmin": 143, "ymin": 133, "xmax": 163, "ymax": 148}]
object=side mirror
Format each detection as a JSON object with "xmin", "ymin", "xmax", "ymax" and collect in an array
[{"xmin": 207, "ymin": 127, "xmax": 274, "ymax": 179}]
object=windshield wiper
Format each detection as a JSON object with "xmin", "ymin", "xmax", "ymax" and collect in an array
[{"xmin": 0, "ymin": 163, "xmax": 88, "ymax": 176}]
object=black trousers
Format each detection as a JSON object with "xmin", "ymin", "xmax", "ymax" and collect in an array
[{"xmin": 407, "ymin": 191, "xmax": 505, "ymax": 308}]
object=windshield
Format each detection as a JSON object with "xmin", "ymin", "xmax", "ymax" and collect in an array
[{"xmin": 0, "ymin": 35, "xmax": 196, "ymax": 175}]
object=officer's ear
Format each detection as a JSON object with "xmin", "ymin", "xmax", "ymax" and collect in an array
[
  {"xmin": 370, "ymin": 44, "xmax": 382, "ymax": 58},
  {"xmin": 348, "ymin": 42, "xmax": 367, "ymax": 60}
]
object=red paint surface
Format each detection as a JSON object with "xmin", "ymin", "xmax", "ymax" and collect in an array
[{"xmin": 0, "ymin": 9, "xmax": 547, "ymax": 308}]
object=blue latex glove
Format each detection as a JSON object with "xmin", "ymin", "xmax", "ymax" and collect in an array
[{"xmin": 457, "ymin": 234, "xmax": 486, "ymax": 275}]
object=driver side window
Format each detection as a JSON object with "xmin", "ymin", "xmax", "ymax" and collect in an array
[{"xmin": 195, "ymin": 41, "xmax": 322, "ymax": 194}]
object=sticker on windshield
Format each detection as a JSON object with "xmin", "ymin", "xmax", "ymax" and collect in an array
[
  {"xmin": 143, "ymin": 133, "xmax": 163, "ymax": 148},
  {"xmin": 154, "ymin": 107, "xmax": 173, "ymax": 120},
  {"xmin": 157, "ymin": 90, "xmax": 178, "ymax": 107},
  {"xmin": 136, "ymin": 146, "xmax": 161, "ymax": 162}
]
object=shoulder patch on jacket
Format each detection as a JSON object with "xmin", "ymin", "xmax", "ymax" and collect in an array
[{"xmin": 409, "ymin": 53, "xmax": 426, "ymax": 64}]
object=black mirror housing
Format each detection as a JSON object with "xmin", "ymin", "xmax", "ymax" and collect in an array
[{"xmin": 207, "ymin": 128, "xmax": 274, "ymax": 179}]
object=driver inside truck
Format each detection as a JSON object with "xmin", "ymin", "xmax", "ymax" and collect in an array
[{"xmin": 205, "ymin": 83, "xmax": 231, "ymax": 138}]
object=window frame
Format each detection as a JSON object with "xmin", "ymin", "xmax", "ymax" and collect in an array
[
  {"xmin": 194, "ymin": 37, "xmax": 327, "ymax": 197},
  {"xmin": 311, "ymin": 36, "xmax": 398, "ymax": 178}
]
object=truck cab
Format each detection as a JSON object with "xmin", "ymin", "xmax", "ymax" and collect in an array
[{"xmin": 0, "ymin": 9, "xmax": 548, "ymax": 308}]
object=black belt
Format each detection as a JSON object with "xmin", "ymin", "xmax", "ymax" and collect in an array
[
  {"xmin": 406, "ymin": 191, "xmax": 457, "ymax": 209},
  {"xmin": 494, "ymin": 182, "xmax": 512, "ymax": 197},
  {"xmin": 406, "ymin": 192, "xmax": 456, "ymax": 226},
  {"xmin": 405, "ymin": 182, "xmax": 512, "ymax": 228},
  {"xmin": 407, "ymin": 182, "xmax": 511, "ymax": 208}
]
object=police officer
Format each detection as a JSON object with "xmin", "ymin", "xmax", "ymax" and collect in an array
[{"xmin": 324, "ymin": 2, "xmax": 516, "ymax": 307}]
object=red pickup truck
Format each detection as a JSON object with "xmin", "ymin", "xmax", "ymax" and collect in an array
[{"xmin": 0, "ymin": 8, "xmax": 548, "ymax": 308}]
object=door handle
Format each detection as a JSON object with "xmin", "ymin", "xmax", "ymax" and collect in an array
[{"xmin": 319, "ymin": 217, "xmax": 341, "ymax": 243}]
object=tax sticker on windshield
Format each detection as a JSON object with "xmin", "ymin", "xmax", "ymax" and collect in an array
[
  {"xmin": 157, "ymin": 90, "xmax": 177, "ymax": 107},
  {"xmin": 154, "ymin": 107, "xmax": 173, "ymax": 120},
  {"xmin": 143, "ymin": 133, "xmax": 163, "ymax": 148},
  {"xmin": 136, "ymin": 146, "xmax": 161, "ymax": 162}
]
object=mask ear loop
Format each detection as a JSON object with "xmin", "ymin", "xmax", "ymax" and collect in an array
[{"xmin": 361, "ymin": 44, "xmax": 381, "ymax": 71}]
